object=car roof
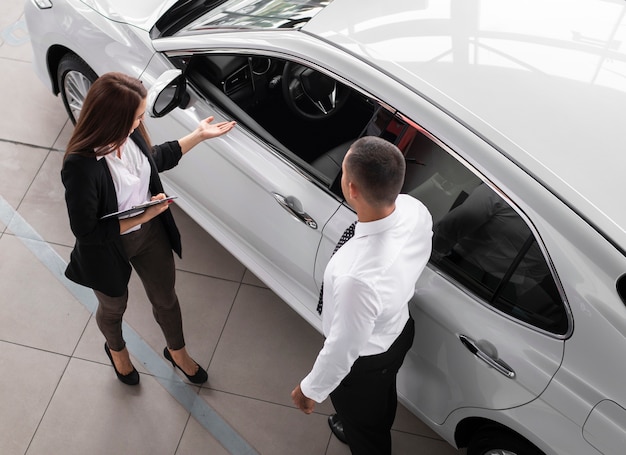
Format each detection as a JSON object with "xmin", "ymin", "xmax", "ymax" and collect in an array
[{"xmin": 304, "ymin": 0, "xmax": 626, "ymax": 252}]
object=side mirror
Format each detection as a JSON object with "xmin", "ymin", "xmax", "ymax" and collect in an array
[{"xmin": 147, "ymin": 69, "xmax": 189, "ymax": 118}]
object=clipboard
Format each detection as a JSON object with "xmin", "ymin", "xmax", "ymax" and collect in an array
[{"xmin": 100, "ymin": 196, "xmax": 177, "ymax": 220}]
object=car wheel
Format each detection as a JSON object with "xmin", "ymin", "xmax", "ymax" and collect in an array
[
  {"xmin": 467, "ymin": 428, "xmax": 545, "ymax": 455},
  {"xmin": 57, "ymin": 54, "xmax": 97, "ymax": 124}
]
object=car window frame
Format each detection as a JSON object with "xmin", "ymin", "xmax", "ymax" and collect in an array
[{"xmin": 395, "ymin": 112, "xmax": 573, "ymax": 339}]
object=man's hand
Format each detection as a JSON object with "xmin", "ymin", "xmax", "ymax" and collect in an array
[{"xmin": 291, "ymin": 384, "xmax": 316, "ymax": 414}]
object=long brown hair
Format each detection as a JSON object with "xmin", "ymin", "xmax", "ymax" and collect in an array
[{"xmin": 64, "ymin": 72, "xmax": 151, "ymax": 160}]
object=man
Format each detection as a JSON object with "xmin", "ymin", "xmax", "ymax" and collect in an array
[{"xmin": 291, "ymin": 136, "xmax": 433, "ymax": 454}]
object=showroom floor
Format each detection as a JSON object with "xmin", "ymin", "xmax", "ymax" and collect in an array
[{"xmin": 0, "ymin": 2, "xmax": 465, "ymax": 454}]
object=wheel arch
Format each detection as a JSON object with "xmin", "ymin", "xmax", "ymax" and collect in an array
[
  {"xmin": 46, "ymin": 45, "xmax": 79, "ymax": 95},
  {"xmin": 454, "ymin": 417, "xmax": 535, "ymax": 449},
  {"xmin": 455, "ymin": 417, "xmax": 489, "ymax": 448}
]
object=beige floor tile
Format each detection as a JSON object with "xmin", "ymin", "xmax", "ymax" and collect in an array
[
  {"xmin": 73, "ymin": 317, "xmax": 152, "ymax": 375},
  {"xmin": 0, "ymin": 0, "xmax": 26, "ymax": 26},
  {"xmin": 321, "ymin": 424, "xmax": 464, "ymax": 455},
  {"xmin": 242, "ymin": 269, "xmax": 267, "ymax": 288},
  {"xmin": 311, "ymin": 425, "xmax": 464, "ymax": 455},
  {"xmin": 17, "ymin": 150, "xmax": 74, "ymax": 247},
  {"xmin": 0, "ymin": 341, "xmax": 68, "ymax": 455},
  {"xmin": 53, "ymin": 124, "xmax": 73, "ymax": 151},
  {"xmin": 26, "ymin": 357, "xmax": 192, "ymax": 455},
  {"xmin": 207, "ymin": 284, "xmax": 334, "ymax": 414},
  {"xmin": 173, "ymin": 205, "xmax": 247, "ymax": 282},
  {"xmin": 326, "ymin": 438, "xmax": 352, "ymax": 455},
  {"xmin": 0, "ymin": 142, "xmax": 48, "ymax": 208},
  {"xmin": 391, "ymin": 430, "xmax": 465, "ymax": 455},
  {"xmin": 123, "ymin": 268, "xmax": 239, "ymax": 374},
  {"xmin": 200, "ymin": 389, "xmax": 333, "ymax": 455},
  {"xmin": 0, "ymin": 235, "xmax": 90, "ymax": 354},
  {"xmin": 176, "ymin": 416, "xmax": 232, "ymax": 455},
  {"xmin": 0, "ymin": 2, "xmax": 31, "ymax": 62},
  {"xmin": 50, "ymin": 242, "xmax": 72, "ymax": 264},
  {"xmin": 393, "ymin": 401, "xmax": 445, "ymax": 439},
  {"xmin": 0, "ymin": 59, "xmax": 67, "ymax": 148}
]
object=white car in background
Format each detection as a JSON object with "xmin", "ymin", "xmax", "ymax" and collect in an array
[{"xmin": 25, "ymin": 0, "xmax": 626, "ymax": 454}]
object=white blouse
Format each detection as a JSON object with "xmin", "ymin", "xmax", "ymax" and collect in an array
[{"xmin": 100, "ymin": 138, "xmax": 151, "ymax": 234}]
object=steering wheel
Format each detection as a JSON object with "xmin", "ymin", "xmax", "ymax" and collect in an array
[{"xmin": 281, "ymin": 62, "xmax": 349, "ymax": 120}]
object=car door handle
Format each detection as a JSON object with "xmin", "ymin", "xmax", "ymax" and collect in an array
[
  {"xmin": 459, "ymin": 334, "xmax": 516, "ymax": 379},
  {"xmin": 272, "ymin": 193, "xmax": 317, "ymax": 229}
]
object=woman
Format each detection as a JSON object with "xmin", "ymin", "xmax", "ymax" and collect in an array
[{"xmin": 62, "ymin": 72, "xmax": 236, "ymax": 385}]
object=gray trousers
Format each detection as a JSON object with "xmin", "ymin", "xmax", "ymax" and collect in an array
[{"xmin": 94, "ymin": 218, "xmax": 185, "ymax": 352}]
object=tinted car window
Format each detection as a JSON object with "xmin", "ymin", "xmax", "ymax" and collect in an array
[
  {"xmin": 154, "ymin": 0, "xmax": 330, "ymax": 38},
  {"xmin": 401, "ymin": 129, "xmax": 568, "ymax": 335}
]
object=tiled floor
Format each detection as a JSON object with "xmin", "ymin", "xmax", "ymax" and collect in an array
[{"xmin": 0, "ymin": 1, "xmax": 465, "ymax": 454}]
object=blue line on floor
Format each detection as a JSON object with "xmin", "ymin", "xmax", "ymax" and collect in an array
[{"xmin": 0, "ymin": 197, "xmax": 258, "ymax": 455}]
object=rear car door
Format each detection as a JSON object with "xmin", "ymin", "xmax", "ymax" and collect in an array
[{"xmin": 353, "ymin": 114, "xmax": 569, "ymax": 424}]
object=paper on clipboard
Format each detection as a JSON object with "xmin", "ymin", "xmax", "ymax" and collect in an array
[{"xmin": 100, "ymin": 196, "xmax": 177, "ymax": 220}]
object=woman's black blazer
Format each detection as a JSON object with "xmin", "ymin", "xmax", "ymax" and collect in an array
[{"xmin": 61, "ymin": 131, "xmax": 183, "ymax": 297}]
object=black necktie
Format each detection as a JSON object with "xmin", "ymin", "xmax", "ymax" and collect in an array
[{"xmin": 317, "ymin": 221, "xmax": 357, "ymax": 314}]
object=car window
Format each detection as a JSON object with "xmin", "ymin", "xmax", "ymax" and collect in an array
[
  {"xmin": 153, "ymin": 0, "xmax": 332, "ymax": 38},
  {"xmin": 183, "ymin": 0, "xmax": 330, "ymax": 33},
  {"xmin": 177, "ymin": 53, "xmax": 376, "ymax": 188},
  {"xmin": 398, "ymin": 125, "xmax": 568, "ymax": 335}
]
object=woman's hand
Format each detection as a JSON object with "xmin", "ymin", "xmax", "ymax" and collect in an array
[
  {"xmin": 118, "ymin": 193, "xmax": 173, "ymax": 234},
  {"xmin": 144, "ymin": 193, "xmax": 173, "ymax": 218},
  {"xmin": 179, "ymin": 116, "xmax": 237, "ymax": 154}
]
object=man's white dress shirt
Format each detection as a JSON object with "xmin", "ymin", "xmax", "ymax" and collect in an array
[{"xmin": 301, "ymin": 194, "xmax": 433, "ymax": 403}]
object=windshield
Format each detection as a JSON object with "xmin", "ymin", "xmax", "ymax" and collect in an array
[{"xmin": 152, "ymin": 0, "xmax": 332, "ymax": 37}]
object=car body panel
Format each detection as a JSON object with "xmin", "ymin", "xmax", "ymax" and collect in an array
[
  {"xmin": 583, "ymin": 400, "xmax": 626, "ymax": 455},
  {"xmin": 25, "ymin": 0, "xmax": 157, "ymax": 90},
  {"xmin": 445, "ymin": 400, "xmax": 603, "ymax": 455},
  {"xmin": 405, "ymin": 267, "xmax": 564, "ymax": 424},
  {"xmin": 79, "ymin": 0, "xmax": 177, "ymax": 30}
]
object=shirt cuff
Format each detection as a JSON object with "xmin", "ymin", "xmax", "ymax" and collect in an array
[{"xmin": 300, "ymin": 373, "xmax": 330, "ymax": 403}]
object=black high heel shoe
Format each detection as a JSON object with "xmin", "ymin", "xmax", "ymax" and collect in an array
[
  {"xmin": 104, "ymin": 343, "xmax": 140, "ymax": 386},
  {"xmin": 163, "ymin": 347, "xmax": 208, "ymax": 384}
]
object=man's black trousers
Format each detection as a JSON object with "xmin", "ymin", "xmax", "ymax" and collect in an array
[{"xmin": 330, "ymin": 316, "xmax": 415, "ymax": 455}]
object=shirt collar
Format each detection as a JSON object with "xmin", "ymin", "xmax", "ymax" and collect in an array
[{"xmin": 354, "ymin": 205, "xmax": 399, "ymax": 238}]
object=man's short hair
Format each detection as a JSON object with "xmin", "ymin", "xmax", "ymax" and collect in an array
[{"xmin": 345, "ymin": 136, "xmax": 405, "ymax": 207}]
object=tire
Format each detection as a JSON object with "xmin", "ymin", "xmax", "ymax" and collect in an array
[
  {"xmin": 467, "ymin": 428, "xmax": 545, "ymax": 455},
  {"xmin": 56, "ymin": 54, "xmax": 98, "ymax": 124}
]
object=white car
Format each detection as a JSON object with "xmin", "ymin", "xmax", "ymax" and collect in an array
[{"xmin": 25, "ymin": 0, "xmax": 626, "ymax": 454}]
